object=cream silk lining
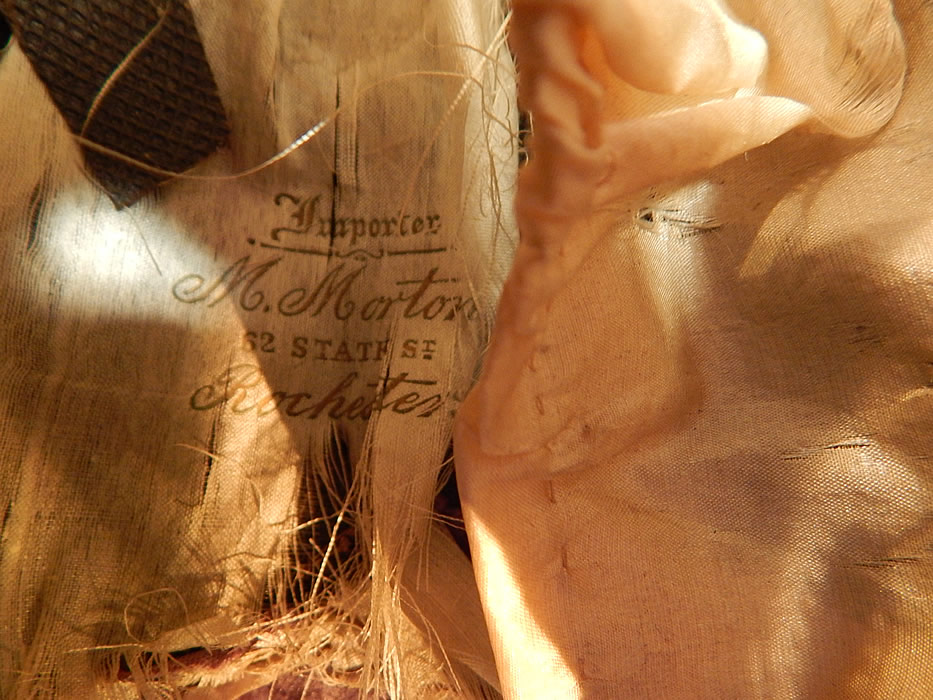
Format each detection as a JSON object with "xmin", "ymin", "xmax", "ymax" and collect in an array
[{"xmin": 455, "ymin": 0, "xmax": 933, "ymax": 697}]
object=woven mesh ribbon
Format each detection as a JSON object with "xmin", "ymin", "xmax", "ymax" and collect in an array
[{"xmin": 3, "ymin": 0, "xmax": 228, "ymax": 206}]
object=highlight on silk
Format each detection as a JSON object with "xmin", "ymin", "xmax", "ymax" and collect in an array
[{"xmin": 0, "ymin": 1, "xmax": 931, "ymax": 698}]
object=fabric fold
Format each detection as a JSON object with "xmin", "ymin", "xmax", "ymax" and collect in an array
[{"xmin": 456, "ymin": 1, "xmax": 931, "ymax": 698}]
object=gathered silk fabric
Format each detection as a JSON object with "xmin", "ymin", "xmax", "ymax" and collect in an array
[
  {"xmin": 455, "ymin": 0, "xmax": 933, "ymax": 697},
  {"xmin": 1, "ymin": 0, "xmax": 933, "ymax": 698}
]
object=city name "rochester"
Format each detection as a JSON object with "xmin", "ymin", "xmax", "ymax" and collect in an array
[{"xmin": 189, "ymin": 365, "xmax": 445, "ymax": 420}]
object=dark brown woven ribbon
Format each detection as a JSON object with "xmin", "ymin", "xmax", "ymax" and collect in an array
[{"xmin": 3, "ymin": 0, "xmax": 228, "ymax": 207}]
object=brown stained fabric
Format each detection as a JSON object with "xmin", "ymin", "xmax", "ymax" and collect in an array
[
  {"xmin": 0, "ymin": 1, "xmax": 512, "ymax": 697},
  {"xmin": 4, "ymin": 0, "xmax": 228, "ymax": 206}
]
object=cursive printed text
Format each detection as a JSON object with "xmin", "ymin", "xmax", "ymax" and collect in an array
[
  {"xmin": 172, "ymin": 256, "xmax": 478, "ymax": 322},
  {"xmin": 271, "ymin": 193, "xmax": 441, "ymax": 244},
  {"xmin": 189, "ymin": 364, "xmax": 446, "ymax": 420}
]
